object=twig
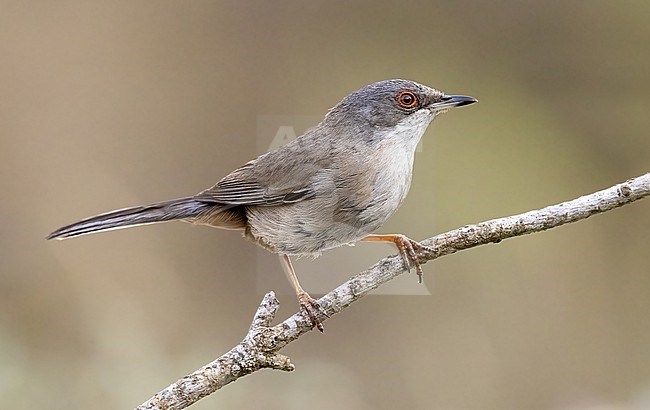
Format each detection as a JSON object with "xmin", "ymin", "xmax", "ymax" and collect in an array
[{"xmin": 137, "ymin": 172, "xmax": 650, "ymax": 410}]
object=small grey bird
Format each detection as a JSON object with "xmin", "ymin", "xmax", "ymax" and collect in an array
[{"xmin": 48, "ymin": 79, "xmax": 476, "ymax": 331}]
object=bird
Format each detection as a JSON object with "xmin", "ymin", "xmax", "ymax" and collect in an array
[{"xmin": 47, "ymin": 79, "xmax": 476, "ymax": 331}]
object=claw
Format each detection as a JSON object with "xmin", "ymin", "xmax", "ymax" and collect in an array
[
  {"xmin": 297, "ymin": 292, "xmax": 328, "ymax": 332},
  {"xmin": 390, "ymin": 235, "xmax": 432, "ymax": 283}
]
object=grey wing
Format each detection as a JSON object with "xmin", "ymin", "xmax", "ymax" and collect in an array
[{"xmin": 193, "ymin": 155, "xmax": 320, "ymax": 206}]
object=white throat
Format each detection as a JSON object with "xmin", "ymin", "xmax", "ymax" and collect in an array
[{"xmin": 380, "ymin": 109, "xmax": 435, "ymax": 154}]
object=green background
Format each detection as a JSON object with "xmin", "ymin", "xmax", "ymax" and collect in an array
[{"xmin": 1, "ymin": 1, "xmax": 649, "ymax": 408}]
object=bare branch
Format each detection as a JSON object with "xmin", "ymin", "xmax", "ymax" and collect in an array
[{"xmin": 137, "ymin": 172, "xmax": 650, "ymax": 410}]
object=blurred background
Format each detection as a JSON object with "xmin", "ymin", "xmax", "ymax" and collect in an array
[{"xmin": 2, "ymin": 1, "xmax": 650, "ymax": 409}]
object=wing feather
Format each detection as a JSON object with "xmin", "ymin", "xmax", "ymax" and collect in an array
[{"xmin": 194, "ymin": 157, "xmax": 316, "ymax": 206}]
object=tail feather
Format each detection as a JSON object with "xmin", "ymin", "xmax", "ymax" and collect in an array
[{"xmin": 47, "ymin": 197, "xmax": 210, "ymax": 240}]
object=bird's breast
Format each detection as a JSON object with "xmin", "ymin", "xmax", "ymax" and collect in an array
[{"xmin": 359, "ymin": 140, "xmax": 415, "ymax": 230}]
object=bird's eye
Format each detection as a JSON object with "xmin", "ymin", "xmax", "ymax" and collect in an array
[{"xmin": 396, "ymin": 90, "xmax": 418, "ymax": 109}]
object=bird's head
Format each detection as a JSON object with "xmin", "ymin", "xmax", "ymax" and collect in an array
[{"xmin": 325, "ymin": 79, "xmax": 477, "ymax": 131}]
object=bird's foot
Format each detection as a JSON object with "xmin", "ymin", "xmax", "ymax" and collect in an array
[
  {"xmin": 297, "ymin": 291, "xmax": 329, "ymax": 332},
  {"xmin": 391, "ymin": 234, "xmax": 432, "ymax": 283}
]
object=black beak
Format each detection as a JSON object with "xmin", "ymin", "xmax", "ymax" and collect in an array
[{"xmin": 438, "ymin": 94, "xmax": 478, "ymax": 108}]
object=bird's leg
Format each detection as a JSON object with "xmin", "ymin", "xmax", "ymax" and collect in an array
[
  {"xmin": 361, "ymin": 234, "xmax": 432, "ymax": 283},
  {"xmin": 279, "ymin": 254, "xmax": 327, "ymax": 332}
]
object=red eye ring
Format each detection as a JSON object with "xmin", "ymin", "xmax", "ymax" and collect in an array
[{"xmin": 396, "ymin": 90, "xmax": 419, "ymax": 109}]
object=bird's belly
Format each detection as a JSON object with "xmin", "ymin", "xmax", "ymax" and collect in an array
[
  {"xmin": 245, "ymin": 179, "xmax": 412, "ymax": 256},
  {"xmin": 244, "ymin": 202, "xmax": 374, "ymax": 256}
]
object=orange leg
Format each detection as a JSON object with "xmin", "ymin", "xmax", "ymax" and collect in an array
[
  {"xmin": 361, "ymin": 234, "xmax": 432, "ymax": 283},
  {"xmin": 279, "ymin": 254, "xmax": 327, "ymax": 332}
]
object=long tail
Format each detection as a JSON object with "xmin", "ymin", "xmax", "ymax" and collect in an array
[{"xmin": 47, "ymin": 197, "xmax": 211, "ymax": 240}]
